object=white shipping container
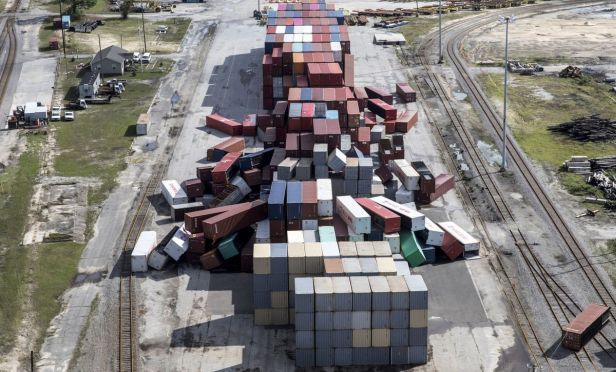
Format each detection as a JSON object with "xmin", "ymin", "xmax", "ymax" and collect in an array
[
  {"xmin": 231, "ymin": 176, "xmax": 252, "ymax": 196},
  {"xmin": 256, "ymin": 219, "xmax": 270, "ymax": 243},
  {"xmin": 131, "ymin": 231, "xmax": 157, "ymax": 272},
  {"xmin": 422, "ymin": 218, "xmax": 444, "ymax": 246},
  {"xmin": 322, "ymin": 241, "xmax": 340, "ymax": 257},
  {"xmin": 336, "ymin": 195, "xmax": 371, "ymax": 234},
  {"xmin": 328, "ymin": 149, "xmax": 347, "ymax": 172},
  {"xmin": 161, "ymin": 180, "xmax": 188, "ymax": 206},
  {"xmin": 148, "ymin": 246, "xmax": 169, "ymax": 270},
  {"xmin": 164, "ymin": 224, "xmax": 190, "ymax": 261},
  {"xmin": 383, "ymin": 232, "xmax": 401, "ymax": 254},
  {"xmin": 391, "ymin": 159, "xmax": 420, "ymax": 191},
  {"xmin": 340, "ymin": 134, "xmax": 352, "ymax": 152},
  {"xmin": 371, "ymin": 196, "xmax": 425, "ymax": 231},
  {"xmin": 288, "ymin": 230, "xmax": 305, "ymax": 244},
  {"xmin": 438, "ymin": 221, "xmax": 480, "ymax": 252},
  {"xmin": 317, "ymin": 178, "xmax": 334, "ymax": 217}
]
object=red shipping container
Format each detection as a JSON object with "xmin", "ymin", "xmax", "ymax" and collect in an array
[
  {"xmin": 344, "ymin": 54, "xmax": 355, "ymax": 88},
  {"xmin": 300, "ymin": 133, "xmax": 314, "ymax": 157},
  {"xmin": 364, "ymin": 111, "xmax": 376, "ymax": 128},
  {"xmin": 243, "ymin": 114, "xmax": 257, "ymax": 137},
  {"xmin": 202, "ymin": 200, "xmax": 267, "ymax": 240},
  {"xmin": 441, "ymin": 232, "xmax": 464, "ymax": 261},
  {"xmin": 301, "ymin": 103, "xmax": 315, "ymax": 131},
  {"xmin": 262, "ymin": 97, "xmax": 273, "ymax": 110},
  {"xmin": 285, "ymin": 133, "xmax": 300, "ymax": 158},
  {"xmin": 354, "ymin": 87, "xmax": 368, "ymax": 111},
  {"xmin": 347, "ymin": 100, "xmax": 360, "ymax": 128},
  {"xmin": 242, "ymin": 168, "xmax": 262, "ymax": 186},
  {"xmin": 207, "ymin": 137, "xmax": 245, "ymax": 162},
  {"xmin": 188, "ymin": 232, "xmax": 206, "ymax": 253},
  {"xmin": 184, "ymin": 178, "xmax": 204, "ymax": 198},
  {"xmin": 384, "ymin": 120, "xmax": 396, "ymax": 134},
  {"xmin": 196, "ymin": 164, "xmax": 216, "ymax": 183},
  {"xmin": 365, "ymin": 86, "xmax": 393, "ymax": 104},
  {"xmin": 367, "ymin": 99, "xmax": 397, "ymax": 121},
  {"xmin": 212, "ymin": 152, "xmax": 241, "ymax": 184},
  {"xmin": 206, "ymin": 114, "xmax": 242, "ymax": 136},
  {"xmin": 301, "ymin": 181, "xmax": 318, "ymax": 219},
  {"xmin": 296, "ymin": 75, "xmax": 309, "ymax": 87},
  {"xmin": 200, "ymin": 250, "xmax": 223, "ymax": 270},
  {"xmin": 332, "ymin": 214, "xmax": 349, "ymax": 241},
  {"xmin": 355, "ymin": 198, "xmax": 401, "ymax": 234},
  {"xmin": 270, "ymin": 219, "xmax": 286, "ymax": 237},
  {"xmin": 396, "ymin": 111, "xmax": 418, "ymax": 133},
  {"xmin": 396, "ymin": 82, "xmax": 417, "ymax": 102},
  {"xmin": 313, "ymin": 118, "xmax": 328, "ymax": 143},
  {"xmin": 211, "ymin": 182, "xmax": 226, "ymax": 196},
  {"xmin": 287, "ymin": 219, "xmax": 302, "ymax": 230},
  {"xmin": 257, "ymin": 113, "xmax": 271, "ymax": 129}
]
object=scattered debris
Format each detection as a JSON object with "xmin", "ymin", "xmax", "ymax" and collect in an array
[
  {"xmin": 587, "ymin": 171, "xmax": 616, "ymax": 200},
  {"xmin": 548, "ymin": 115, "xmax": 616, "ymax": 142},
  {"xmin": 507, "ymin": 60, "xmax": 544, "ymax": 75},
  {"xmin": 559, "ymin": 65, "xmax": 583, "ymax": 78},
  {"xmin": 575, "ymin": 209, "xmax": 599, "ymax": 218},
  {"xmin": 590, "ymin": 155, "xmax": 616, "ymax": 171},
  {"xmin": 562, "ymin": 155, "xmax": 591, "ymax": 174}
]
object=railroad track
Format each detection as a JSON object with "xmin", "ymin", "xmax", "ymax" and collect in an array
[
  {"xmin": 0, "ymin": 1, "xmax": 20, "ymax": 108},
  {"xmin": 406, "ymin": 0, "xmax": 616, "ymax": 369}
]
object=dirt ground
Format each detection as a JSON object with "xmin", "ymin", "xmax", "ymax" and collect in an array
[{"xmin": 463, "ymin": 4, "xmax": 616, "ymax": 65}]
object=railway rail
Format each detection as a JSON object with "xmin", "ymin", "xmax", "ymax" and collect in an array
[
  {"xmin": 408, "ymin": 0, "xmax": 616, "ymax": 369},
  {"xmin": 0, "ymin": 1, "xmax": 20, "ymax": 108}
]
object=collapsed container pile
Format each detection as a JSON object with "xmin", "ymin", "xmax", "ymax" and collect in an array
[{"xmin": 131, "ymin": 0, "xmax": 482, "ymax": 367}]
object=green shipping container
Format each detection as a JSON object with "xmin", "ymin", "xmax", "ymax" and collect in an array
[
  {"xmin": 318, "ymin": 226, "xmax": 337, "ymax": 243},
  {"xmin": 217, "ymin": 232, "xmax": 240, "ymax": 260},
  {"xmin": 400, "ymin": 230, "xmax": 426, "ymax": 267}
]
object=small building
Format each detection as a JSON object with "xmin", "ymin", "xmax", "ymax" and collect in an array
[
  {"xmin": 24, "ymin": 102, "xmax": 48, "ymax": 123},
  {"xmin": 373, "ymin": 32, "xmax": 406, "ymax": 45},
  {"xmin": 79, "ymin": 70, "xmax": 101, "ymax": 99},
  {"xmin": 91, "ymin": 45, "xmax": 131, "ymax": 76},
  {"xmin": 136, "ymin": 113, "xmax": 150, "ymax": 135}
]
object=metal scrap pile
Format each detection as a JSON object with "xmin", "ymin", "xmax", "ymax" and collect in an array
[
  {"xmin": 559, "ymin": 65, "xmax": 583, "ymax": 78},
  {"xmin": 507, "ymin": 60, "xmax": 543, "ymax": 75},
  {"xmin": 548, "ymin": 115, "xmax": 616, "ymax": 142},
  {"xmin": 587, "ymin": 171, "xmax": 616, "ymax": 200}
]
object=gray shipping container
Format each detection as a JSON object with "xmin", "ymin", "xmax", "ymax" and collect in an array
[
  {"xmin": 295, "ymin": 312, "xmax": 314, "ymax": 331},
  {"xmin": 286, "ymin": 181, "xmax": 303, "ymax": 220},
  {"xmin": 315, "ymin": 311, "xmax": 334, "ymax": 331},
  {"xmin": 315, "ymin": 165, "xmax": 329, "ymax": 179},
  {"xmin": 253, "ymin": 291, "xmax": 272, "ymax": 308},
  {"xmin": 390, "ymin": 346, "xmax": 410, "ymax": 365},
  {"xmin": 316, "ymin": 348, "xmax": 334, "ymax": 367},
  {"xmin": 332, "ymin": 277, "xmax": 352, "ymax": 311},
  {"xmin": 340, "ymin": 134, "xmax": 352, "ymax": 152},
  {"xmin": 296, "ymin": 158, "xmax": 313, "ymax": 180},
  {"xmin": 391, "ymin": 310, "xmax": 410, "ymax": 329},
  {"xmin": 409, "ymin": 345, "xmax": 428, "ymax": 364},
  {"xmin": 296, "ymin": 330, "xmax": 315, "ymax": 349},
  {"xmin": 313, "ymin": 143, "xmax": 329, "ymax": 165},
  {"xmin": 396, "ymin": 261, "xmax": 412, "ymax": 276},
  {"xmin": 335, "ymin": 348, "xmax": 353, "ymax": 366},
  {"xmin": 369, "ymin": 276, "xmax": 391, "ymax": 311},
  {"xmin": 314, "ymin": 277, "xmax": 334, "ymax": 312},
  {"xmin": 270, "ymin": 243, "xmax": 288, "ymax": 274},
  {"xmin": 351, "ymin": 311, "xmax": 371, "ymax": 329},
  {"xmin": 350, "ymin": 276, "xmax": 371, "ymax": 311},
  {"xmin": 352, "ymin": 347, "xmax": 370, "ymax": 365},
  {"xmin": 343, "ymin": 180, "xmax": 358, "ymax": 196},
  {"xmin": 358, "ymin": 257, "xmax": 378, "ymax": 275},
  {"xmin": 342, "ymin": 257, "xmax": 362, "ymax": 276},
  {"xmin": 387, "ymin": 276, "xmax": 410, "ymax": 310},
  {"xmin": 278, "ymin": 157, "xmax": 298, "ymax": 180},
  {"xmin": 358, "ymin": 157, "xmax": 373, "ymax": 180},
  {"xmin": 344, "ymin": 158, "xmax": 359, "ymax": 180},
  {"xmin": 404, "ymin": 275, "xmax": 428, "ymax": 310},
  {"xmin": 333, "ymin": 311, "xmax": 352, "ymax": 330},
  {"xmin": 409, "ymin": 327, "xmax": 428, "ymax": 346},
  {"xmin": 390, "ymin": 328, "xmax": 409, "ymax": 346},
  {"xmin": 357, "ymin": 180, "xmax": 372, "ymax": 195},
  {"xmin": 270, "ymin": 273, "xmax": 288, "ymax": 291},
  {"xmin": 328, "ymin": 148, "xmax": 347, "ymax": 172},
  {"xmin": 315, "ymin": 330, "xmax": 333, "ymax": 348},
  {"xmin": 370, "ymin": 125, "xmax": 385, "ymax": 143},
  {"xmin": 333, "ymin": 329, "xmax": 352, "ymax": 347},
  {"xmin": 331, "ymin": 177, "xmax": 345, "ymax": 197},
  {"xmin": 295, "ymin": 277, "xmax": 315, "ymax": 313},
  {"xmin": 296, "ymin": 348, "xmax": 315, "ymax": 368},
  {"xmin": 369, "ymin": 347, "xmax": 390, "ymax": 365},
  {"xmin": 371, "ymin": 310, "xmax": 390, "ymax": 328},
  {"xmin": 253, "ymin": 274, "xmax": 271, "ymax": 292}
]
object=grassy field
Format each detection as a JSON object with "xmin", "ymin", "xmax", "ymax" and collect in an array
[
  {"xmin": 0, "ymin": 136, "xmax": 43, "ymax": 354},
  {"xmin": 38, "ymin": 17, "xmax": 190, "ymax": 55},
  {"xmin": 478, "ymin": 73, "xmax": 616, "ymax": 196},
  {"xmin": 399, "ymin": 11, "xmax": 475, "ymax": 47},
  {"xmin": 54, "ymin": 58, "xmax": 171, "ymax": 204}
]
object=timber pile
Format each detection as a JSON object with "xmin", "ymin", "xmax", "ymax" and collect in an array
[
  {"xmin": 590, "ymin": 155, "xmax": 616, "ymax": 171},
  {"xmin": 559, "ymin": 65, "xmax": 583, "ymax": 78},
  {"xmin": 548, "ymin": 115, "xmax": 616, "ymax": 141},
  {"xmin": 563, "ymin": 155, "xmax": 591, "ymax": 174},
  {"xmin": 587, "ymin": 171, "xmax": 616, "ymax": 200}
]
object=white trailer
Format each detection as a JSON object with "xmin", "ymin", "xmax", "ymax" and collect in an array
[
  {"xmin": 161, "ymin": 179, "xmax": 188, "ymax": 206},
  {"xmin": 132, "ymin": 231, "xmax": 157, "ymax": 272},
  {"xmin": 336, "ymin": 195, "xmax": 371, "ymax": 234}
]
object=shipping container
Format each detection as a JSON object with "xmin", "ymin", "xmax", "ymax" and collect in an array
[
  {"xmin": 562, "ymin": 304, "xmax": 610, "ymax": 351},
  {"xmin": 396, "ymin": 82, "xmax": 417, "ymax": 102},
  {"xmin": 355, "ymin": 198, "xmax": 401, "ymax": 234},
  {"xmin": 371, "ymin": 196, "xmax": 425, "ymax": 231},
  {"xmin": 316, "ymin": 178, "xmax": 334, "ymax": 216},
  {"xmin": 336, "ymin": 195, "xmax": 371, "ymax": 234},
  {"xmin": 202, "ymin": 200, "xmax": 267, "ymax": 240},
  {"xmin": 367, "ymin": 98, "xmax": 396, "ymax": 120},
  {"xmin": 131, "ymin": 231, "xmax": 157, "ymax": 272},
  {"xmin": 268, "ymin": 180, "xmax": 287, "ymax": 220},
  {"xmin": 438, "ymin": 221, "xmax": 480, "ymax": 252},
  {"xmin": 390, "ymin": 159, "xmax": 420, "ymax": 191},
  {"xmin": 287, "ymin": 181, "xmax": 303, "ymax": 220},
  {"xmin": 163, "ymin": 224, "xmax": 190, "ymax": 261},
  {"xmin": 212, "ymin": 152, "xmax": 241, "ymax": 184},
  {"xmin": 161, "ymin": 180, "xmax": 188, "ymax": 206},
  {"xmin": 206, "ymin": 113, "xmax": 243, "ymax": 136},
  {"xmin": 207, "ymin": 137, "xmax": 245, "ymax": 162},
  {"xmin": 419, "ymin": 217, "xmax": 444, "ymax": 246},
  {"xmin": 400, "ymin": 231, "xmax": 426, "ymax": 267},
  {"xmin": 302, "ymin": 181, "xmax": 318, "ymax": 219},
  {"xmin": 365, "ymin": 86, "xmax": 393, "ymax": 104}
]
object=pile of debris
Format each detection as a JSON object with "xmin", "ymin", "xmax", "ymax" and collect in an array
[
  {"xmin": 507, "ymin": 60, "xmax": 544, "ymax": 75},
  {"xmin": 559, "ymin": 65, "xmax": 583, "ymax": 78},
  {"xmin": 548, "ymin": 115, "xmax": 616, "ymax": 142},
  {"xmin": 562, "ymin": 155, "xmax": 591, "ymax": 175},
  {"xmin": 587, "ymin": 171, "xmax": 616, "ymax": 200},
  {"xmin": 590, "ymin": 155, "xmax": 616, "ymax": 171}
]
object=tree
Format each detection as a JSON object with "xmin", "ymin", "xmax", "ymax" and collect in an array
[
  {"xmin": 120, "ymin": 0, "xmax": 133, "ymax": 19},
  {"xmin": 64, "ymin": 0, "xmax": 97, "ymax": 15}
]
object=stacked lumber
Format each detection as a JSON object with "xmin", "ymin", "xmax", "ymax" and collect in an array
[{"xmin": 548, "ymin": 115, "xmax": 616, "ymax": 142}]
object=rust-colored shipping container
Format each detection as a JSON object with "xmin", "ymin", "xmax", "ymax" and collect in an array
[
  {"xmin": 332, "ymin": 214, "xmax": 349, "ymax": 241},
  {"xmin": 206, "ymin": 114, "xmax": 243, "ymax": 136},
  {"xmin": 184, "ymin": 178, "xmax": 204, "ymax": 198},
  {"xmin": 562, "ymin": 304, "xmax": 610, "ymax": 351},
  {"xmin": 364, "ymin": 111, "xmax": 376, "ymax": 128},
  {"xmin": 417, "ymin": 173, "xmax": 455, "ymax": 204},
  {"xmin": 212, "ymin": 152, "xmax": 241, "ymax": 184},
  {"xmin": 242, "ymin": 168, "xmax": 262, "ymax": 186},
  {"xmin": 347, "ymin": 100, "xmax": 360, "ymax": 128},
  {"xmin": 200, "ymin": 249, "xmax": 223, "ymax": 270},
  {"xmin": 396, "ymin": 82, "xmax": 417, "ymax": 102},
  {"xmin": 188, "ymin": 232, "xmax": 206, "ymax": 253},
  {"xmin": 367, "ymin": 98, "xmax": 397, "ymax": 121},
  {"xmin": 365, "ymin": 86, "xmax": 393, "ymax": 104},
  {"xmin": 184, "ymin": 204, "xmax": 238, "ymax": 233},
  {"xmin": 196, "ymin": 164, "xmax": 216, "ymax": 184},
  {"xmin": 257, "ymin": 113, "xmax": 271, "ymax": 129},
  {"xmin": 270, "ymin": 219, "xmax": 286, "ymax": 238},
  {"xmin": 272, "ymin": 101, "xmax": 289, "ymax": 127},
  {"xmin": 395, "ymin": 110, "xmax": 418, "ymax": 133},
  {"xmin": 242, "ymin": 114, "xmax": 257, "ymax": 137},
  {"xmin": 301, "ymin": 181, "xmax": 318, "ymax": 219},
  {"xmin": 354, "ymin": 87, "xmax": 368, "ymax": 111},
  {"xmin": 207, "ymin": 137, "xmax": 245, "ymax": 162},
  {"xmin": 285, "ymin": 133, "xmax": 300, "ymax": 158},
  {"xmin": 375, "ymin": 164, "xmax": 393, "ymax": 183},
  {"xmin": 355, "ymin": 198, "xmax": 401, "ymax": 234},
  {"xmin": 344, "ymin": 53, "xmax": 355, "ymax": 88},
  {"xmin": 287, "ymin": 219, "xmax": 301, "ymax": 230},
  {"xmin": 202, "ymin": 200, "xmax": 267, "ymax": 240},
  {"xmin": 240, "ymin": 243, "xmax": 254, "ymax": 273},
  {"xmin": 440, "ymin": 232, "xmax": 464, "ymax": 261},
  {"xmin": 383, "ymin": 119, "xmax": 396, "ymax": 134},
  {"xmin": 392, "ymin": 135, "xmax": 405, "ymax": 160}
]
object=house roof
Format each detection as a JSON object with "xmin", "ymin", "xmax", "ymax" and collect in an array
[
  {"xmin": 92, "ymin": 45, "xmax": 130, "ymax": 65},
  {"xmin": 80, "ymin": 69, "xmax": 100, "ymax": 86}
]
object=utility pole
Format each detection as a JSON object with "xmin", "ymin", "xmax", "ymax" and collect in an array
[
  {"xmin": 438, "ymin": 0, "xmax": 443, "ymax": 63},
  {"xmin": 98, "ymin": 34, "xmax": 104, "ymax": 80},
  {"xmin": 499, "ymin": 16, "xmax": 515, "ymax": 170},
  {"xmin": 59, "ymin": 0, "xmax": 66, "ymax": 57},
  {"xmin": 141, "ymin": 10, "xmax": 147, "ymax": 53},
  {"xmin": 415, "ymin": 0, "xmax": 418, "ymax": 17}
]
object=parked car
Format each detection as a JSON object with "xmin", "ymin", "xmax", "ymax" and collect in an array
[
  {"xmin": 132, "ymin": 52, "xmax": 141, "ymax": 62},
  {"xmin": 140, "ymin": 52, "xmax": 152, "ymax": 63},
  {"xmin": 51, "ymin": 106, "xmax": 62, "ymax": 121},
  {"xmin": 64, "ymin": 111, "xmax": 74, "ymax": 121},
  {"xmin": 157, "ymin": 25, "xmax": 169, "ymax": 34}
]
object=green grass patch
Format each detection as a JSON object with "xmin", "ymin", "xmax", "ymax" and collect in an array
[
  {"xmin": 608, "ymin": 240, "xmax": 616, "ymax": 256},
  {"xmin": 399, "ymin": 11, "xmax": 475, "ymax": 47},
  {"xmin": 31, "ymin": 242, "xmax": 85, "ymax": 353},
  {"xmin": 0, "ymin": 137, "xmax": 43, "ymax": 354}
]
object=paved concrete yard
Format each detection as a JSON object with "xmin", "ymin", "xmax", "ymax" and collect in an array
[{"xmin": 136, "ymin": 0, "xmax": 530, "ymax": 371}]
